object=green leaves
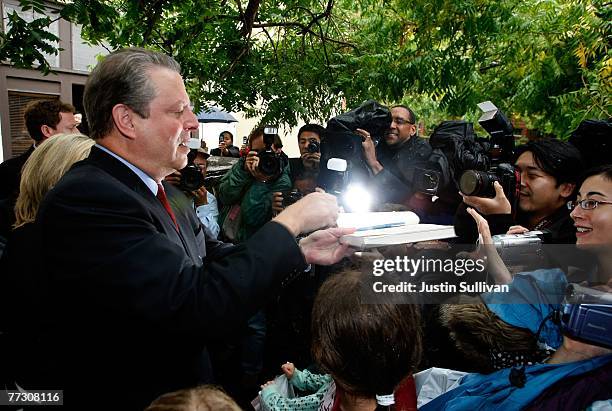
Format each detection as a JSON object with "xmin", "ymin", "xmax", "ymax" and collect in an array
[{"xmin": 3, "ymin": 0, "xmax": 609, "ymax": 134}]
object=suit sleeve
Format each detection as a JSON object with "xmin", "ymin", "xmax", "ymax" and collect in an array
[{"xmin": 39, "ymin": 175, "xmax": 307, "ymax": 339}]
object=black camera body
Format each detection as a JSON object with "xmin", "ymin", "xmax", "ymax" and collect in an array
[
  {"xmin": 458, "ymin": 102, "xmax": 520, "ymax": 209},
  {"xmin": 460, "ymin": 163, "xmax": 519, "ymax": 200},
  {"xmin": 281, "ymin": 188, "xmax": 304, "ymax": 208},
  {"xmin": 256, "ymin": 126, "xmax": 286, "ymax": 180},
  {"xmin": 307, "ymin": 139, "xmax": 320, "ymax": 154},
  {"xmin": 179, "ymin": 149, "xmax": 205, "ymax": 192}
]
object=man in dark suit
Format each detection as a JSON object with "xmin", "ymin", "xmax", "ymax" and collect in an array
[
  {"xmin": 0, "ymin": 100, "xmax": 78, "ymax": 236},
  {"xmin": 211, "ymin": 130, "xmax": 240, "ymax": 157},
  {"xmin": 15, "ymin": 48, "xmax": 352, "ymax": 410}
]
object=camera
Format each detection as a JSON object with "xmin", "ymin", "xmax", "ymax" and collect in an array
[
  {"xmin": 459, "ymin": 102, "xmax": 520, "ymax": 209},
  {"xmin": 256, "ymin": 126, "xmax": 286, "ymax": 180},
  {"xmin": 562, "ymin": 284, "xmax": 612, "ymax": 349},
  {"xmin": 307, "ymin": 139, "xmax": 320, "ymax": 153},
  {"xmin": 489, "ymin": 230, "xmax": 551, "ymax": 272},
  {"xmin": 281, "ymin": 188, "xmax": 304, "ymax": 208},
  {"xmin": 179, "ymin": 139, "xmax": 206, "ymax": 191}
]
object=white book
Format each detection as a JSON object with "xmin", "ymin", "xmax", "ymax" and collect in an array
[
  {"xmin": 340, "ymin": 224, "xmax": 456, "ymax": 249},
  {"xmin": 337, "ymin": 211, "xmax": 420, "ymax": 230}
]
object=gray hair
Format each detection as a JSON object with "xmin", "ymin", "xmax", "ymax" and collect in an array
[{"xmin": 83, "ymin": 47, "xmax": 181, "ymax": 140}]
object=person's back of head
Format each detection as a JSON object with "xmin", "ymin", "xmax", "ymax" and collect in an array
[
  {"xmin": 515, "ymin": 138, "xmax": 584, "ymax": 187},
  {"xmin": 14, "ymin": 133, "xmax": 94, "ymax": 228},
  {"xmin": 145, "ymin": 385, "xmax": 241, "ymax": 411},
  {"xmin": 24, "ymin": 100, "xmax": 76, "ymax": 143},
  {"xmin": 83, "ymin": 47, "xmax": 181, "ymax": 140},
  {"xmin": 311, "ymin": 270, "xmax": 422, "ymax": 407}
]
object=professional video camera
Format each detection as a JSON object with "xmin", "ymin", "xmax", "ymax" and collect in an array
[
  {"xmin": 458, "ymin": 101, "xmax": 520, "ymax": 210},
  {"xmin": 255, "ymin": 125, "xmax": 287, "ymax": 180},
  {"xmin": 179, "ymin": 139, "xmax": 206, "ymax": 191},
  {"xmin": 317, "ymin": 100, "xmax": 390, "ymax": 202}
]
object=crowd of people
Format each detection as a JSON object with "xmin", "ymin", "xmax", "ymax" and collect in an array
[{"xmin": 0, "ymin": 46, "xmax": 610, "ymax": 410}]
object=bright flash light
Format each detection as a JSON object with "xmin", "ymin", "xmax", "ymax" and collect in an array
[{"xmin": 342, "ymin": 184, "xmax": 372, "ymax": 212}]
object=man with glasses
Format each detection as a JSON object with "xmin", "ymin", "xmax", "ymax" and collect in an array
[
  {"xmin": 461, "ymin": 138, "xmax": 585, "ymax": 243},
  {"xmin": 359, "ymin": 104, "xmax": 435, "ymax": 207}
]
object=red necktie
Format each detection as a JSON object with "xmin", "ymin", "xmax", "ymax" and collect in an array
[{"xmin": 156, "ymin": 183, "xmax": 179, "ymax": 231}]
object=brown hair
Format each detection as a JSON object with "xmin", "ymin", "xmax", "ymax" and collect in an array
[
  {"xmin": 145, "ymin": 385, "xmax": 241, "ymax": 411},
  {"xmin": 311, "ymin": 270, "xmax": 422, "ymax": 399},
  {"xmin": 439, "ymin": 304, "xmax": 537, "ymax": 373},
  {"xmin": 24, "ymin": 99, "xmax": 75, "ymax": 142}
]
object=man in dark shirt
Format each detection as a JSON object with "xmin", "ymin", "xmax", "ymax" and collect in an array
[
  {"xmin": 0, "ymin": 100, "xmax": 78, "ymax": 236},
  {"xmin": 460, "ymin": 138, "xmax": 585, "ymax": 244}
]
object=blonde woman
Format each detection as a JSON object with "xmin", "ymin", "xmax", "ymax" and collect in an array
[
  {"xmin": 0, "ymin": 133, "xmax": 93, "ymax": 389},
  {"xmin": 13, "ymin": 133, "xmax": 94, "ymax": 228}
]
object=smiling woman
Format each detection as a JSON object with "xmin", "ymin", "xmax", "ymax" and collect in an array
[{"xmin": 569, "ymin": 165, "xmax": 612, "ymax": 248}]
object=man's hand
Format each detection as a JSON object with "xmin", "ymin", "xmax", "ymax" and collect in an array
[
  {"xmin": 299, "ymin": 227, "xmax": 356, "ymax": 265},
  {"xmin": 272, "ymin": 192, "xmax": 284, "ymax": 214},
  {"xmin": 301, "ymin": 152, "xmax": 321, "ymax": 170},
  {"xmin": 461, "ymin": 181, "xmax": 511, "ymax": 215},
  {"xmin": 273, "ymin": 191, "xmax": 339, "ymax": 236},
  {"xmin": 164, "ymin": 171, "xmax": 182, "ymax": 187},
  {"xmin": 356, "ymin": 128, "xmax": 383, "ymax": 174},
  {"xmin": 192, "ymin": 186, "xmax": 209, "ymax": 206},
  {"xmin": 244, "ymin": 151, "xmax": 268, "ymax": 182}
]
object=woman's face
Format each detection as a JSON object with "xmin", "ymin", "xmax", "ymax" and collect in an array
[{"xmin": 570, "ymin": 174, "xmax": 612, "ymax": 246}]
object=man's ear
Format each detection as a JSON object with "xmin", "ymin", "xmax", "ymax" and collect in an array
[
  {"xmin": 40, "ymin": 124, "xmax": 55, "ymax": 139},
  {"xmin": 559, "ymin": 182, "xmax": 576, "ymax": 199},
  {"xmin": 111, "ymin": 104, "xmax": 137, "ymax": 139}
]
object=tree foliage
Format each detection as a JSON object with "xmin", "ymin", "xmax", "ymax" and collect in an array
[{"xmin": 1, "ymin": 0, "xmax": 609, "ymax": 136}]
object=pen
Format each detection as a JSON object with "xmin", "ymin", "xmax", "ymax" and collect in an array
[{"xmin": 355, "ymin": 222, "xmax": 406, "ymax": 232}]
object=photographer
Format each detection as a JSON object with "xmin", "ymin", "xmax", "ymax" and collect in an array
[
  {"xmin": 218, "ymin": 126, "xmax": 291, "ymax": 243},
  {"xmin": 211, "ymin": 130, "xmax": 240, "ymax": 158},
  {"xmin": 273, "ymin": 124, "xmax": 325, "ymax": 213},
  {"xmin": 458, "ymin": 138, "xmax": 584, "ymax": 243},
  {"xmin": 164, "ymin": 146, "xmax": 220, "ymax": 239}
]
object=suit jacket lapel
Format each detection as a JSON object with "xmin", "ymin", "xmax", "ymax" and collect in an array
[{"xmin": 86, "ymin": 146, "xmax": 183, "ymax": 241}]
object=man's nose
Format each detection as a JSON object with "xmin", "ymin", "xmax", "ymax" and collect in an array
[{"xmin": 184, "ymin": 109, "xmax": 199, "ymax": 131}]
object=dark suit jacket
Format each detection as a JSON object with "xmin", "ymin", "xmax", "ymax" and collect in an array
[
  {"xmin": 23, "ymin": 146, "xmax": 306, "ymax": 409},
  {"xmin": 0, "ymin": 145, "xmax": 35, "ymax": 237}
]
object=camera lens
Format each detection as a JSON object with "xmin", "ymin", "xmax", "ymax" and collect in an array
[
  {"xmin": 180, "ymin": 164, "xmax": 205, "ymax": 191},
  {"xmin": 258, "ymin": 150, "xmax": 280, "ymax": 177},
  {"xmin": 459, "ymin": 170, "xmax": 497, "ymax": 197},
  {"xmin": 307, "ymin": 140, "xmax": 320, "ymax": 153}
]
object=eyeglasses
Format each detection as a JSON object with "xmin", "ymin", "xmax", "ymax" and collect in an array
[
  {"xmin": 567, "ymin": 199, "xmax": 612, "ymax": 210},
  {"xmin": 391, "ymin": 117, "xmax": 414, "ymax": 126}
]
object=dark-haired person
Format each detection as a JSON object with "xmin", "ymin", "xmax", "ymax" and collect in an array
[
  {"xmin": 359, "ymin": 105, "xmax": 452, "ymax": 222},
  {"xmin": 211, "ymin": 130, "xmax": 240, "ymax": 157},
  {"xmin": 260, "ymin": 270, "xmax": 422, "ymax": 410},
  {"xmin": 272, "ymin": 123, "xmax": 325, "ymax": 214},
  {"xmin": 0, "ymin": 99, "xmax": 78, "ymax": 237},
  {"xmin": 459, "ymin": 138, "xmax": 585, "ymax": 244}
]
